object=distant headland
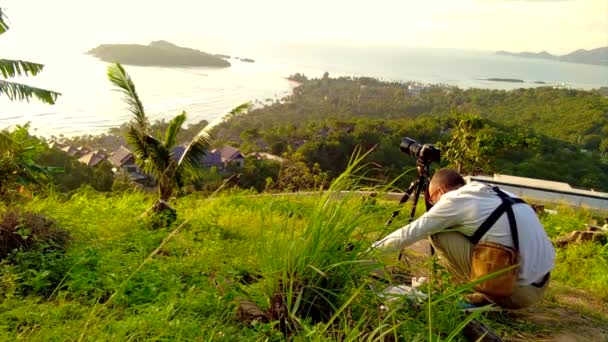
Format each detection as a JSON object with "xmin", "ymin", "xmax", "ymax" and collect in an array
[
  {"xmin": 496, "ymin": 47, "xmax": 608, "ymax": 66},
  {"xmin": 87, "ymin": 40, "xmax": 232, "ymax": 68}
]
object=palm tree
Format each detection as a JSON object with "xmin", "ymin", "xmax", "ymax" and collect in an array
[
  {"xmin": 107, "ymin": 63, "xmax": 248, "ymax": 212},
  {"xmin": 0, "ymin": 9, "xmax": 60, "ymax": 105}
]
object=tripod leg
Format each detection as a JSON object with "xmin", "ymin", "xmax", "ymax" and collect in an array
[
  {"xmin": 385, "ymin": 179, "xmax": 419, "ymax": 226},
  {"xmin": 409, "ymin": 176, "xmax": 426, "ymax": 219}
]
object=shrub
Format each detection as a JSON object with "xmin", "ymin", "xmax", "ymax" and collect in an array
[
  {"xmin": 257, "ymin": 150, "xmax": 383, "ymax": 334},
  {"xmin": 0, "ymin": 209, "xmax": 70, "ymax": 258}
]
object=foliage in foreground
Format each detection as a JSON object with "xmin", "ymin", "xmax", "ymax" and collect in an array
[{"xmin": 0, "ymin": 184, "xmax": 605, "ymax": 340}]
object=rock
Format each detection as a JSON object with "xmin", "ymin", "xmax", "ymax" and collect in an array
[{"xmin": 554, "ymin": 230, "xmax": 606, "ymax": 248}]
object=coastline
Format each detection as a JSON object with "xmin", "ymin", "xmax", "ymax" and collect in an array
[{"xmin": 2, "ymin": 47, "xmax": 607, "ymax": 138}]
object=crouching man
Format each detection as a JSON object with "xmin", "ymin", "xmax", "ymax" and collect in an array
[{"xmin": 372, "ymin": 168, "xmax": 555, "ymax": 309}]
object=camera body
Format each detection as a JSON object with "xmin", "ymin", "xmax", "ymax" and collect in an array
[{"xmin": 400, "ymin": 137, "xmax": 440, "ymax": 164}]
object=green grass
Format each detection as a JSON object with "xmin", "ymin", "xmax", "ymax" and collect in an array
[{"xmin": 0, "ymin": 183, "xmax": 606, "ymax": 340}]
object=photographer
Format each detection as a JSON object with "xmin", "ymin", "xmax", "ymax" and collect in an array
[{"xmin": 373, "ymin": 168, "xmax": 556, "ymax": 309}]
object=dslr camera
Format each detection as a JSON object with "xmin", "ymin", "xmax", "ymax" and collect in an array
[{"xmin": 400, "ymin": 137, "xmax": 440, "ymax": 164}]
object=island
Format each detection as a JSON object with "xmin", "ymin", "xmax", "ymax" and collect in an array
[
  {"xmin": 497, "ymin": 47, "xmax": 608, "ymax": 66},
  {"xmin": 87, "ymin": 40, "xmax": 231, "ymax": 68}
]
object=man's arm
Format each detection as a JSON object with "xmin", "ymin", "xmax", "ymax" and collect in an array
[{"xmin": 372, "ymin": 197, "xmax": 465, "ymax": 251}]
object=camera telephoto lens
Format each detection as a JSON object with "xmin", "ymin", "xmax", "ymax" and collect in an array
[{"xmin": 400, "ymin": 137, "xmax": 440, "ymax": 164}]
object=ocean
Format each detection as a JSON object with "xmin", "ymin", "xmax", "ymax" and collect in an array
[{"xmin": 1, "ymin": 44, "xmax": 606, "ymax": 137}]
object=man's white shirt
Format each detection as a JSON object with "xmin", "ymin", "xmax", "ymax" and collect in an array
[{"xmin": 372, "ymin": 181, "xmax": 556, "ymax": 285}]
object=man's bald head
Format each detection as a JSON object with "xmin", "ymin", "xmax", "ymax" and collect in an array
[{"xmin": 429, "ymin": 168, "xmax": 466, "ymax": 193}]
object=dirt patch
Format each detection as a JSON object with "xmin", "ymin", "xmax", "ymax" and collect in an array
[{"xmin": 496, "ymin": 286, "xmax": 608, "ymax": 341}]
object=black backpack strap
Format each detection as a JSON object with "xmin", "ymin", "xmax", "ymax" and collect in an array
[{"xmin": 469, "ymin": 187, "xmax": 525, "ymax": 251}]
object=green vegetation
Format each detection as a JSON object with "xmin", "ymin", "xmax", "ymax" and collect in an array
[
  {"xmin": 212, "ymin": 74, "xmax": 608, "ymax": 190},
  {"xmin": 0, "ymin": 178, "xmax": 605, "ymax": 340},
  {"xmin": 88, "ymin": 40, "xmax": 231, "ymax": 67},
  {"xmin": 0, "ymin": 125, "xmax": 114, "ymax": 197},
  {"xmin": 48, "ymin": 74, "xmax": 608, "ymax": 194},
  {"xmin": 0, "ymin": 124, "xmax": 52, "ymax": 196}
]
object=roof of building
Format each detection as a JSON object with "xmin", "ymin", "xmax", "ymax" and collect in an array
[
  {"xmin": 78, "ymin": 152, "xmax": 105, "ymax": 167},
  {"xmin": 213, "ymin": 145, "xmax": 243, "ymax": 162},
  {"xmin": 109, "ymin": 146, "xmax": 134, "ymax": 167},
  {"xmin": 60, "ymin": 145, "xmax": 80, "ymax": 156},
  {"xmin": 171, "ymin": 145, "xmax": 223, "ymax": 167},
  {"xmin": 48, "ymin": 141, "xmax": 67, "ymax": 149}
]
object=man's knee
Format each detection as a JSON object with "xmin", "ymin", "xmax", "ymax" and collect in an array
[{"xmin": 428, "ymin": 232, "xmax": 473, "ymax": 283}]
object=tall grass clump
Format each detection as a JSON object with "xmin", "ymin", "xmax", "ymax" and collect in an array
[{"xmin": 257, "ymin": 149, "xmax": 385, "ymax": 333}]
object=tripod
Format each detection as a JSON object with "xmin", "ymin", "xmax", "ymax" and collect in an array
[
  {"xmin": 385, "ymin": 158, "xmax": 433, "ymax": 227},
  {"xmin": 384, "ymin": 158, "xmax": 434, "ymax": 260}
]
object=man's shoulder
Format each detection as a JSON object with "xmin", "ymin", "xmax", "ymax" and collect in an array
[{"xmin": 453, "ymin": 181, "xmax": 490, "ymax": 195}]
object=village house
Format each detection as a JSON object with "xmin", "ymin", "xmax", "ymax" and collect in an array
[
  {"xmin": 170, "ymin": 145, "xmax": 222, "ymax": 169},
  {"xmin": 50, "ymin": 141, "xmax": 109, "ymax": 167},
  {"xmin": 60, "ymin": 145, "xmax": 81, "ymax": 157},
  {"xmin": 213, "ymin": 145, "xmax": 245, "ymax": 168},
  {"xmin": 171, "ymin": 145, "xmax": 245, "ymax": 169},
  {"xmin": 108, "ymin": 146, "xmax": 146, "ymax": 183},
  {"xmin": 78, "ymin": 151, "xmax": 106, "ymax": 167}
]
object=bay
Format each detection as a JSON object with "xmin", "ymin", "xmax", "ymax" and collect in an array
[{"xmin": 1, "ymin": 43, "xmax": 606, "ymax": 137}]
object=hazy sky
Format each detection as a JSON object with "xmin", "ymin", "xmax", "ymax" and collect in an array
[{"xmin": 1, "ymin": 0, "xmax": 606, "ymax": 56}]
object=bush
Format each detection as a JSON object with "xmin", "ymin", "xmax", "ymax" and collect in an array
[
  {"xmin": 257, "ymin": 150, "xmax": 382, "ymax": 333},
  {"xmin": 0, "ymin": 209, "xmax": 70, "ymax": 258}
]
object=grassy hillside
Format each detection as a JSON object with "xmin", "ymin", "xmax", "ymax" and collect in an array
[{"xmin": 0, "ymin": 186, "xmax": 606, "ymax": 340}]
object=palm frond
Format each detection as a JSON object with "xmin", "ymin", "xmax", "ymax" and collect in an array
[
  {"xmin": 0, "ymin": 130, "xmax": 15, "ymax": 154},
  {"xmin": 176, "ymin": 102, "xmax": 248, "ymax": 175},
  {"xmin": 126, "ymin": 127, "xmax": 160, "ymax": 165},
  {"xmin": 228, "ymin": 102, "xmax": 251, "ymax": 116},
  {"xmin": 0, "ymin": 80, "xmax": 60, "ymax": 104},
  {"xmin": 0, "ymin": 9, "xmax": 9, "ymax": 35},
  {"xmin": 164, "ymin": 111, "xmax": 186, "ymax": 149},
  {"xmin": 177, "ymin": 128, "xmax": 210, "ymax": 177},
  {"xmin": 107, "ymin": 63, "xmax": 148, "ymax": 131},
  {"xmin": 126, "ymin": 126, "xmax": 172, "ymax": 178},
  {"xmin": 0, "ymin": 59, "xmax": 45, "ymax": 78}
]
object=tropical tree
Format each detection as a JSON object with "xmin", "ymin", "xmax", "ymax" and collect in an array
[
  {"xmin": 441, "ymin": 113, "xmax": 538, "ymax": 175},
  {"xmin": 107, "ymin": 63, "xmax": 248, "ymax": 212},
  {"xmin": 0, "ymin": 124, "xmax": 50, "ymax": 195}
]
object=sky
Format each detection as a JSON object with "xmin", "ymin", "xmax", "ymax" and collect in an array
[{"xmin": 0, "ymin": 0, "xmax": 606, "ymax": 57}]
